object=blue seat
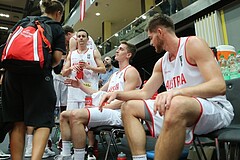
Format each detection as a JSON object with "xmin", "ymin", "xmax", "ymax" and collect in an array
[{"xmin": 146, "ymin": 148, "xmax": 189, "ymax": 160}]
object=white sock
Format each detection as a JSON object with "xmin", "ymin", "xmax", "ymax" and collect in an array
[
  {"xmin": 73, "ymin": 148, "xmax": 85, "ymax": 160},
  {"xmin": 61, "ymin": 141, "xmax": 71, "ymax": 156},
  {"xmin": 132, "ymin": 154, "xmax": 147, "ymax": 160},
  {"xmin": 26, "ymin": 135, "xmax": 33, "ymax": 147}
]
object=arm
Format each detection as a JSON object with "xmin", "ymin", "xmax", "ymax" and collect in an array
[
  {"xmin": 176, "ymin": 36, "xmax": 226, "ymax": 98},
  {"xmin": 61, "ymin": 52, "xmax": 72, "ymax": 77},
  {"xmin": 52, "ymin": 50, "xmax": 63, "ymax": 67},
  {"xmin": 85, "ymin": 49, "xmax": 106, "ymax": 74},
  {"xmin": 69, "ymin": 37, "xmax": 77, "ymax": 52},
  {"xmin": 64, "ymin": 78, "xmax": 98, "ymax": 95}
]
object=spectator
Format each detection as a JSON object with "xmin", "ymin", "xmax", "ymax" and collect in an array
[
  {"xmin": 100, "ymin": 14, "xmax": 234, "ymax": 160},
  {"xmin": 58, "ymin": 29, "xmax": 105, "ymax": 160},
  {"xmin": 98, "ymin": 56, "xmax": 119, "ymax": 88},
  {"xmin": 171, "ymin": 0, "xmax": 183, "ymax": 14},
  {"xmin": 155, "ymin": 0, "xmax": 170, "ymax": 16},
  {"xmin": 1, "ymin": 0, "xmax": 66, "ymax": 160},
  {"xmin": 55, "ymin": 41, "xmax": 142, "ymax": 160}
]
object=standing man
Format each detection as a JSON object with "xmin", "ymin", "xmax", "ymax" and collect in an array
[
  {"xmin": 101, "ymin": 14, "xmax": 234, "ymax": 160},
  {"xmin": 55, "ymin": 41, "xmax": 142, "ymax": 160},
  {"xmin": 98, "ymin": 56, "xmax": 119, "ymax": 88},
  {"xmin": 61, "ymin": 28, "xmax": 105, "ymax": 110},
  {"xmin": 2, "ymin": 0, "xmax": 66, "ymax": 160},
  {"xmin": 59, "ymin": 29, "xmax": 105, "ymax": 159}
]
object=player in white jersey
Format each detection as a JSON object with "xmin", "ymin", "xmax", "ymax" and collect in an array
[
  {"xmin": 100, "ymin": 14, "xmax": 234, "ymax": 160},
  {"xmin": 61, "ymin": 29, "xmax": 105, "ymax": 110},
  {"xmin": 54, "ymin": 41, "xmax": 142, "ymax": 160}
]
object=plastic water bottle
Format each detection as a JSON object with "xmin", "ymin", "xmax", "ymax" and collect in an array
[
  {"xmin": 218, "ymin": 55, "xmax": 229, "ymax": 80},
  {"xmin": 117, "ymin": 152, "xmax": 127, "ymax": 160},
  {"xmin": 227, "ymin": 53, "xmax": 238, "ymax": 79}
]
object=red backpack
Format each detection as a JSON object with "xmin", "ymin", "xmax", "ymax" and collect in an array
[{"xmin": 1, "ymin": 16, "xmax": 57, "ymax": 74}]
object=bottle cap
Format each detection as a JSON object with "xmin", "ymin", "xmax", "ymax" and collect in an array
[{"xmin": 118, "ymin": 152, "xmax": 126, "ymax": 157}]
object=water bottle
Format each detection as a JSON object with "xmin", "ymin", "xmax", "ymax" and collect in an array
[
  {"xmin": 235, "ymin": 50, "xmax": 240, "ymax": 77},
  {"xmin": 227, "ymin": 53, "xmax": 238, "ymax": 79},
  {"xmin": 218, "ymin": 55, "xmax": 229, "ymax": 80},
  {"xmin": 117, "ymin": 152, "xmax": 127, "ymax": 160},
  {"xmin": 85, "ymin": 94, "xmax": 93, "ymax": 107}
]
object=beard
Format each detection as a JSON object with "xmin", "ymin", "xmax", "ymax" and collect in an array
[
  {"xmin": 105, "ymin": 64, "xmax": 111, "ymax": 68},
  {"xmin": 155, "ymin": 37, "xmax": 164, "ymax": 53}
]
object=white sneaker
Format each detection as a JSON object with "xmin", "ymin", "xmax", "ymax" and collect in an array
[
  {"xmin": 0, "ymin": 150, "xmax": 10, "ymax": 159},
  {"xmin": 87, "ymin": 154, "xmax": 96, "ymax": 160},
  {"xmin": 54, "ymin": 154, "xmax": 73, "ymax": 160},
  {"xmin": 42, "ymin": 147, "xmax": 55, "ymax": 158},
  {"xmin": 24, "ymin": 146, "xmax": 32, "ymax": 157}
]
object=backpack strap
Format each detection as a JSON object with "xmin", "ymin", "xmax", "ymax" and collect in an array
[{"xmin": 35, "ymin": 20, "xmax": 52, "ymax": 53}]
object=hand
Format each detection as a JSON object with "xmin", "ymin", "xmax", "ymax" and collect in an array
[
  {"xmin": 64, "ymin": 78, "xmax": 81, "ymax": 88},
  {"xmin": 154, "ymin": 89, "xmax": 180, "ymax": 116},
  {"xmin": 98, "ymin": 101, "xmax": 108, "ymax": 112},
  {"xmin": 99, "ymin": 92, "xmax": 118, "ymax": 112},
  {"xmin": 78, "ymin": 61, "xmax": 86, "ymax": 69}
]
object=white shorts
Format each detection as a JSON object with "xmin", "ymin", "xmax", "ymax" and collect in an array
[
  {"xmin": 87, "ymin": 107, "xmax": 122, "ymax": 128},
  {"xmin": 143, "ymin": 96, "xmax": 234, "ymax": 144},
  {"xmin": 67, "ymin": 102, "xmax": 85, "ymax": 110},
  {"xmin": 54, "ymin": 79, "xmax": 68, "ymax": 106}
]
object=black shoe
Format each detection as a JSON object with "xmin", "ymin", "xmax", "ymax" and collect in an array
[{"xmin": 87, "ymin": 147, "xmax": 96, "ymax": 160}]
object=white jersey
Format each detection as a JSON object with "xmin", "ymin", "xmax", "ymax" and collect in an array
[
  {"xmin": 162, "ymin": 37, "xmax": 231, "ymax": 103},
  {"xmin": 107, "ymin": 65, "xmax": 131, "ymax": 92},
  {"xmin": 162, "ymin": 37, "xmax": 205, "ymax": 90},
  {"xmin": 68, "ymin": 48, "xmax": 98, "ymax": 102}
]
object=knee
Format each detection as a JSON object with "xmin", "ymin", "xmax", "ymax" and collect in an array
[
  {"xmin": 69, "ymin": 109, "xmax": 86, "ymax": 125},
  {"xmin": 59, "ymin": 110, "xmax": 70, "ymax": 123},
  {"xmin": 121, "ymin": 100, "xmax": 135, "ymax": 117},
  {"xmin": 121, "ymin": 100, "xmax": 144, "ymax": 120},
  {"xmin": 164, "ymin": 96, "xmax": 188, "ymax": 127}
]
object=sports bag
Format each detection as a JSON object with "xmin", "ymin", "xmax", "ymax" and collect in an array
[{"xmin": 1, "ymin": 16, "xmax": 56, "ymax": 74}]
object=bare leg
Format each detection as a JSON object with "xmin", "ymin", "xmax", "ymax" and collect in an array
[
  {"xmin": 122, "ymin": 100, "xmax": 146, "ymax": 155},
  {"xmin": 10, "ymin": 122, "xmax": 26, "ymax": 160},
  {"xmin": 155, "ymin": 96, "xmax": 201, "ymax": 160},
  {"xmin": 31, "ymin": 128, "xmax": 50, "ymax": 160},
  {"xmin": 87, "ymin": 131, "xmax": 95, "ymax": 147},
  {"xmin": 70, "ymin": 109, "xmax": 89, "ymax": 149},
  {"xmin": 60, "ymin": 110, "xmax": 72, "ymax": 141}
]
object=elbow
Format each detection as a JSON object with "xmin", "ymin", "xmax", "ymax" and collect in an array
[{"xmin": 219, "ymin": 83, "xmax": 226, "ymax": 95}]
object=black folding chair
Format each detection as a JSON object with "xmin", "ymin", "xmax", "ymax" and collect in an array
[
  {"xmin": 90, "ymin": 125, "xmax": 125, "ymax": 160},
  {"xmin": 193, "ymin": 78, "xmax": 240, "ymax": 160}
]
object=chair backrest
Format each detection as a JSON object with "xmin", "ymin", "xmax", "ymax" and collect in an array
[{"xmin": 225, "ymin": 78, "xmax": 240, "ymax": 125}]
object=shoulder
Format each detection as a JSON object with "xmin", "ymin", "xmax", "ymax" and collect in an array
[{"xmin": 125, "ymin": 66, "xmax": 139, "ymax": 76}]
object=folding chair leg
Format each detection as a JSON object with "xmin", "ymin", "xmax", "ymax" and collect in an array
[
  {"xmin": 234, "ymin": 143, "xmax": 239, "ymax": 160},
  {"xmin": 224, "ymin": 142, "xmax": 230, "ymax": 160},
  {"xmin": 104, "ymin": 136, "xmax": 112, "ymax": 160},
  {"xmin": 193, "ymin": 138, "xmax": 203, "ymax": 160},
  {"xmin": 214, "ymin": 138, "xmax": 221, "ymax": 160}
]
